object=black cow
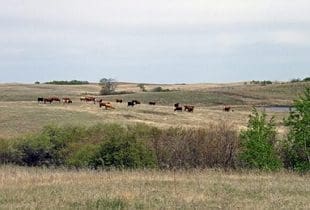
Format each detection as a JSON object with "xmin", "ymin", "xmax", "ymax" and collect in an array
[
  {"xmin": 174, "ymin": 106, "xmax": 182, "ymax": 111},
  {"xmin": 149, "ymin": 101, "xmax": 156, "ymax": 105},
  {"xmin": 116, "ymin": 99, "xmax": 123, "ymax": 103},
  {"xmin": 132, "ymin": 100, "xmax": 141, "ymax": 105},
  {"xmin": 37, "ymin": 97, "xmax": 44, "ymax": 103},
  {"xmin": 128, "ymin": 101, "xmax": 135, "ymax": 107},
  {"xmin": 184, "ymin": 105, "xmax": 194, "ymax": 112}
]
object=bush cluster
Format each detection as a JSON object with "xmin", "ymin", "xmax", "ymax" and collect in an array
[
  {"xmin": 150, "ymin": 86, "xmax": 171, "ymax": 92},
  {"xmin": 0, "ymin": 123, "xmax": 239, "ymax": 169}
]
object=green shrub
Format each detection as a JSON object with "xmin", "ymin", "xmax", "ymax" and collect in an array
[
  {"xmin": 90, "ymin": 133, "xmax": 156, "ymax": 169},
  {"xmin": 16, "ymin": 125, "xmax": 77, "ymax": 166},
  {"xmin": 0, "ymin": 139, "xmax": 21, "ymax": 164},
  {"xmin": 150, "ymin": 86, "xmax": 170, "ymax": 92},
  {"xmin": 66, "ymin": 144, "xmax": 99, "ymax": 168},
  {"xmin": 282, "ymin": 88, "xmax": 310, "ymax": 172},
  {"xmin": 238, "ymin": 108, "xmax": 282, "ymax": 171}
]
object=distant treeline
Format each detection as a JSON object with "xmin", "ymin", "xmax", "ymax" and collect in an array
[
  {"xmin": 249, "ymin": 80, "xmax": 273, "ymax": 85},
  {"xmin": 290, "ymin": 77, "xmax": 310, "ymax": 83},
  {"xmin": 43, "ymin": 80, "xmax": 90, "ymax": 85},
  {"xmin": 246, "ymin": 77, "xmax": 310, "ymax": 85}
]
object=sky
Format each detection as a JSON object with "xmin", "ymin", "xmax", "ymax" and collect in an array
[{"xmin": 0, "ymin": 0, "xmax": 309, "ymax": 83}]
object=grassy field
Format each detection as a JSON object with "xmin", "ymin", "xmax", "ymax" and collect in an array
[
  {"xmin": 0, "ymin": 82, "xmax": 309, "ymax": 209},
  {"xmin": 1, "ymin": 82, "xmax": 308, "ymax": 138},
  {"xmin": 0, "ymin": 166, "xmax": 309, "ymax": 209}
]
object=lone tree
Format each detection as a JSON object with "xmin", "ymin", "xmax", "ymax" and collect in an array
[
  {"xmin": 283, "ymin": 88, "xmax": 310, "ymax": 172},
  {"xmin": 99, "ymin": 78, "xmax": 117, "ymax": 95}
]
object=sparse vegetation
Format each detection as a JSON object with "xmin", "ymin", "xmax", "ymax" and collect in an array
[
  {"xmin": 137, "ymin": 83, "xmax": 147, "ymax": 92},
  {"xmin": 99, "ymin": 78, "xmax": 117, "ymax": 95}
]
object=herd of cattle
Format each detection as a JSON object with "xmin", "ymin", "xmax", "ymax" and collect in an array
[{"xmin": 37, "ymin": 96, "xmax": 232, "ymax": 112}]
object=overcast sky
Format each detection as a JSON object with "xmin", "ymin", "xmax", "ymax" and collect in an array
[{"xmin": 0, "ymin": 0, "xmax": 309, "ymax": 83}]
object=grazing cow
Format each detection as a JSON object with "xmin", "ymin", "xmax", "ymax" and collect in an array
[
  {"xmin": 104, "ymin": 103, "xmax": 115, "ymax": 110},
  {"xmin": 149, "ymin": 101, "xmax": 156, "ymax": 105},
  {"xmin": 50, "ymin": 97, "xmax": 61, "ymax": 103},
  {"xmin": 174, "ymin": 106, "xmax": 182, "ymax": 111},
  {"xmin": 43, "ymin": 98, "xmax": 53, "ymax": 104},
  {"xmin": 128, "ymin": 101, "xmax": 135, "ymax": 107},
  {"xmin": 37, "ymin": 97, "xmax": 44, "ymax": 103},
  {"xmin": 184, "ymin": 105, "xmax": 194, "ymax": 112},
  {"xmin": 62, "ymin": 97, "xmax": 72, "ymax": 104},
  {"xmin": 96, "ymin": 98, "xmax": 103, "ymax": 103},
  {"xmin": 81, "ymin": 96, "xmax": 96, "ymax": 104},
  {"xmin": 132, "ymin": 100, "xmax": 141, "ymax": 105},
  {"xmin": 116, "ymin": 99, "xmax": 123, "ymax": 103},
  {"xmin": 86, "ymin": 97, "xmax": 96, "ymax": 103},
  {"xmin": 223, "ymin": 106, "xmax": 231, "ymax": 112},
  {"xmin": 99, "ymin": 102, "xmax": 114, "ymax": 109}
]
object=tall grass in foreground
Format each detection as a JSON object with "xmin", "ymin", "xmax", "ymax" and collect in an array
[{"xmin": 0, "ymin": 166, "xmax": 309, "ymax": 209}]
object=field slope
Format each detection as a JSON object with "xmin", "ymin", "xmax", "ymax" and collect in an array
[{"xmin": 0, "ymin": 82, "xmax": 308, "ymax": 138}]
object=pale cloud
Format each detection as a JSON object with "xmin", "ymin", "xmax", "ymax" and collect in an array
[
  {"xmin": 0, "ymin": 0, "xmax": 309, "ymax": 83},
  {"xmin": 1, "ymin": 0, "xmax": 310, "ymax": 25}
]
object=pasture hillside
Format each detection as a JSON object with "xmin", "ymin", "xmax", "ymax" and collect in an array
[
  {"xmin": 0, "ymin": 82, "xmax": 308, "ymax": 138},
  {"xmin": 0, "ymin": 166, "xmax": 309, "ymax": 209}
]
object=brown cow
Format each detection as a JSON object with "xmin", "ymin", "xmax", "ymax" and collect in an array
[
  {"xmin": 81, "ymin": 96, "xmax": 96, "ymax": 104},
  {"xmin": 104, "ymin": 103, "xmax": 115, "ymax": 110},
  {"xmin": 43, "ymin": 98, "xmax": 53, "ymax": 104},
  {"xmin": 99, "ymin": 102, "xmax": 114, "ymax": 109},
  {"xmin": 85, "ymin": 97, "xmax": 96, "ymax": 103},
  {"xmin": 51, "ymin": 97, "xmax": 61, "ymax": 103},
  {"xmin": 184, "ymin": 105, "xmax": 194, "ymax": 112},
  {"xmin": 62, "ymin": 97, "xmax": 72, "ymax": 104},
  {"xmin": 223, "ymin": 106, "xmax": 231, "ymax": 112}
]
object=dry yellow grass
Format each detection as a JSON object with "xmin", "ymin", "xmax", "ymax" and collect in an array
[
  {"xmin": 0, "ymin": 166, "xmax": 309, "ymax": 209},
  {"xmin": 0, "ymin": 100, "xmax": 289, "ymax": 139}
]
